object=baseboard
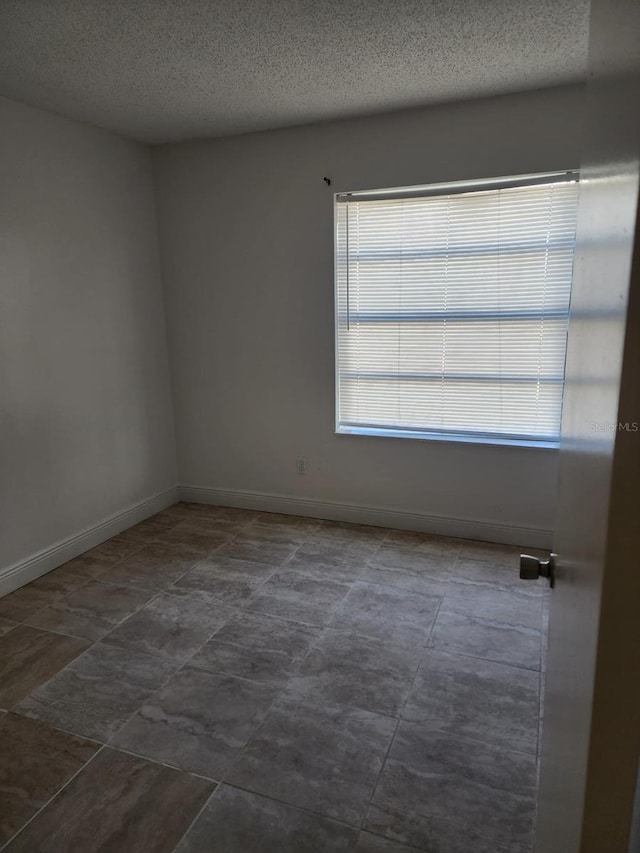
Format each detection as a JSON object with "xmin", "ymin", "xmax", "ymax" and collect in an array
[
  {"xmin": 1, "ymin": 482, "xmax": 551, "ymax": 600},
  {"xmin": 179, "ymin": 484, "xmax": 552, "ymax": 549},
  {"xmin": 0, "ymin": 486, "xmax": 180, "ymax": 598}
]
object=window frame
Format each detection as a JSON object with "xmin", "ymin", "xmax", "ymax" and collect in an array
[{"xmin": 333, "ymin": 170, "xmax": 580, "ymax": 449}]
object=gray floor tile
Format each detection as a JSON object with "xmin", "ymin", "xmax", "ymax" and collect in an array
[
  {"xmin": 84, "ymin": 534, "xmax": 147, "ymax": 562},
  {"xmin": 369, "ymin": 545, "xmax": 454, "ymax": 579},
  {"xmin": 0, "ymin": 626, "xmax": 89, "ymax": 710},
  {"xmin": 178, "ymin": 572, "xmax": 265, "ymax": 605},
  {"xmin": 156, "ymin": 522, "xmax": 236, "ymax": 552},
  {"xmin": 255, "ymin": 508, "xmax": 322, "ymax": 524},
  {"xmin": 176, "ymin": 504, "xmax": 256, "ymax": 525},
  {"xmin": 317, "ymin": 521, "xmax": 387, "ymax": 544},
  {"xmin": 212, "ymin": 610, "xmax": 321, "ymax": 659},
  {"xmin": 365, "ymin": 804, "xmax": 527, "ymax": 853},
  {"xmin": 151, "ymin": 504, "xmax": 195, "ymax": 523},
  {"xmin": 311, "ymin": 523, "xmax": 384, "ymax": 543},
  {"xmin": 26, "ymin": 581, "xmax": 153, "ymax": 641},
  {"xmin": 191, "ymin": 610, "xmax": 320, "ymax": 685},
  {"xmin": 444, "ymin": 581, "xmax": 544, "ymax": 630},
  {"xmin": 457, "ymin": 540, "xmax": 524, "ymax": 566},
  {"xmin": 430, "ymin": 609, "xmax": 542, "ymax": 670},
  {"xmin": 3, "ymin": 747, "xmax": 214, "ymax": 853},
  {"xmin": 0, "ymin": 617, "xmax": 17, "ymax": 636},
  {"xmin": 121, "ymin": 515, "xmax": 182, "ymax": 542},
  {"xmin": 113, "ymin": 667, "xmax": 278, "ymax": 778},
  {"xmin": 105, "ymin": 542, "xmax": 203, "ymax": 590},
  {"xmin": 454, "ymin": 557, "xmax": 543, "ymax": 592},
  {"xmin": 382, "ymin": 531, "xmax": 462, "ymax": 558},
  {"xmin": 176, "ymin": 784, "xmax": 358, "ymax": 853},
  {"xmin": 0, "ymin": 512, "xmax": 548, "ymax": 853},
  {"xmin": 0, "ymin": 568, "xmax": 91, "ymax": 622},
  {"xmin": 36, "ymin": 563, "xmax": 90, "ymax": 590},
  {"xmin": 26, "ymin": 566, "xmax": 90, "ymax": 599},
  {"xmin": 101, "ymin": 588, "xmax": 234, "ymax": 661},
  {"xmin": 248, "ymin": 570, "xmax": 351, "ymax": 626},
  {"xmin": 356, "ymin": 831, "xmax": 425, "ymax": 852},
  {"xmin": 189, "ymin": 639, "xmax": 301, "ymax": 686},
  {"xmin": 59, "ymin": 536, "xmax": 144, "ymax": 579},
  {"xmin": 16, "ymin": 643, "xmax": 176, "ymax": 741},
  {"xmin": 227, "ymin": 691, "xmax": 396, "ymax": 825},
  {"xmin": 402, "ymin": 649, "xmax": 540, "ymax": 754},
  {"xmin": 247, "ymin": 518, "xmax": 313, "ymax": 542},
  {"xmin": 175, "ymin": 556, "xmax": 276, "ymax": 604},
  {"xmin": 0, "ymin": 586, "xmax": 61, "ymax": 622},
  {"xmin": 289, "ymin": 629, "xmax": 422, "ymax": 716},
  {"xmin": 360, "ymin": 566, "xmax": 448, "ymax": 599},
  {"xmin": 286, "ymin": 539, "xmax": 373, "ymax": 583},
  {"xmin": 372, "ymin": 723, "xmax": 536, "ymax": 850},
  {"xmin": 106, "ymin": 531, "xmax": 152, "ymax": 549},
  {"xmin": 329, "ymin": 582, "xmax": 441, "ymax": 646},
  {"xmin": 216, "ymin": 532, "xmax": 300, "ymax": 566},
  {"xmin": 0, "ymin": 713, "xmax": 99, "ymax": 846},
  {"xmin": 172, "ymin": 512, "xmax": 254, "ymax": 536}
]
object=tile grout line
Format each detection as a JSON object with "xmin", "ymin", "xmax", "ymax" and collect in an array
[
  {"xmin": 100, "ymin": 524, "xmax": 316, "ymax": 780},
  {"xmin": 2, "ymin": 709, "xmax": 106, "ymax": 749},
  {"xmin": 0, "ymin": 743, "xmax": 108, "ymax": 852},
  {"xmin": 363, "ymin": 592, "xmax": 446, "ymax": 831},
  {"xmin": 99, "ymin": 654, "xmax": 184, "ymax": 749},
  {"xmin": 96, "ymin": 598, "xmax": 251, "ymax": 746},
  {"xmin": 102, "ymin": 739, "xmax": 220, "ymax": 783},
  {"xmin": 217, "ymin": 545, "xmax": 448, "ymax": 837},
  {"xmin": 366, "ymin": 554, "xmax": 541, "ymax": 853},
  {"xmin": 94, "ymin": 524, "xmax": 253, "ymax": 668},
  {"xmin": 168, "ymin": 548, "xmax": 284, "ymax": 617},
  {"xmin": 424, "ymin": 636, "xmax": 544, "ymax": 673},
  {"xmin": 2, "ymin": 536, "xmax": 154, "ymax": 627},
  {"xmin": 172, "ymin": 517, "xmax": 534, "ymax": 842},
  {"xmin": 3, "ymin": 631, "xmax": 101, "ymax": 715},
  {"xmin": 201, "ymin": 526, "xmax": 379, "ymax": 802},
  {"xmin": 119, "ymin": 561, "xmax": 327, "ymax": 678},
  {"xmin": 21, "ymin": 580, "xmax": 164, "ymax": 644},
  {"xmin": 365, "ymin": 557, "xmax": 542, "ymax": 838},
  {"xmin": 180, "ymin": 779, "xmax": 367, "ymax": 848},
  {"xmin": 2, "ymin": 508, "xmax": 543, "ymax": 853},
  {"xmin": 169, "ymin": 780, "xmax": 221, "ymax": 853}
]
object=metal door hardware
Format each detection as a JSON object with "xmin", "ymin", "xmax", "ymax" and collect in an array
[{"xmin": 520, "ymin": 553, "xmax": 556, "ymax": 588}]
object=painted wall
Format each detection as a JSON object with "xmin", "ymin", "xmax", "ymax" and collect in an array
[
  {"xmin": 0, "ymin": 97, "xmax": 177, "ymax": 573},
  {"xmin": 152, "ymin": 85, "xmax": 585, "ymax": 545}
]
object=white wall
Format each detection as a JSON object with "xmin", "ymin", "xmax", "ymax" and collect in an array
[
  {"xmin": 0, "ymin": 97, "xmax": 177, "ymax": 576},
  {"xmin": 153, "ymin": 85, "xmax": 585, "ymax": 546}
]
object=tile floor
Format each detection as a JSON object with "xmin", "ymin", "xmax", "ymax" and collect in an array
[{"xmin": 0, "ymin": 503, "xmax": 548, "ymax": 852}]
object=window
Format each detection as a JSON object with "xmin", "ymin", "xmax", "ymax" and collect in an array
[{"xmin": 334, "ymin": 171, "xmax": 579, "ymax": 446}]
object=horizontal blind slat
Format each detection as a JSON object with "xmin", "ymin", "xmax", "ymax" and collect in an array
[{"xmin": 335, "ymin": 175, "xmax": 579, "ymax": 442}]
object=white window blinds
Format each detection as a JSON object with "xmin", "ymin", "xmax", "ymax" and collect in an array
[{"xmin": 334, "ymin": 172, "xmax": 579, "ymax": 444}]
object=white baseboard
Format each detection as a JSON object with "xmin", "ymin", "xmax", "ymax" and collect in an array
[
  {"xmin": 1, "ymin": 483, "xmax": 551, "ymax": 599},
  {"xmin": 0, "ymin": 487, "xmax": 179, "ymax": 598},
  {"xmin": 179, "ymin": 484, "xmax": 552, "ymax": 549}
]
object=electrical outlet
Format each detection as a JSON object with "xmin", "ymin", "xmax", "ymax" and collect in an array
[{"xmin": 296, "ymin": 456, "xmax": 308, "ymax": 474}]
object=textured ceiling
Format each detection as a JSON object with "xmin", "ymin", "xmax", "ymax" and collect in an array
[{"xmin": 0, "ymin": 0, "xmax": 590, "ymax": 144}]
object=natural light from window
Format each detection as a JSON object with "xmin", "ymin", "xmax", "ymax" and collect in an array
[{"xmin": 334, "ymin": 172, "xmax": 580, "ymax": 446}]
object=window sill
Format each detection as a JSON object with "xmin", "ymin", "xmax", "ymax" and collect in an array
[{"xmin": 335, "ymin": 425, "xmax": 560, "ymax": 450}]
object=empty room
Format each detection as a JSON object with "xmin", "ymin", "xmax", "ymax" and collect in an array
[{"xmin": 1, "ymin": 1, "xmax": 639, "ymax": 852}]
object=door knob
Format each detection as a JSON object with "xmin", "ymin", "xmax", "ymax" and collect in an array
[{"xmin": 520, "ymin": 553, "xmax": 556, "ymax": 588}]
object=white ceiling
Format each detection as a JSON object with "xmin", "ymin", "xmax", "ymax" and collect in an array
[{"xmin": 0, "ymin": 0, "xmax": 590, "ymax": 144}]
